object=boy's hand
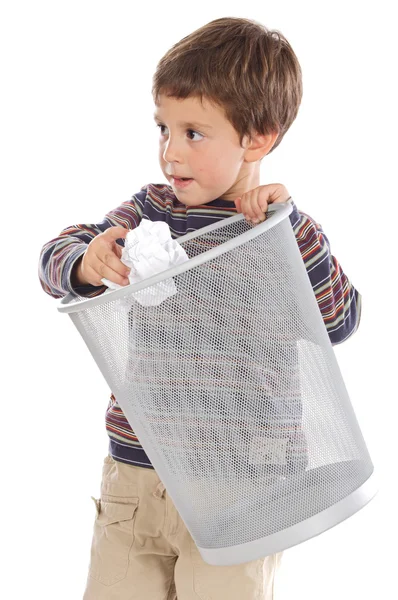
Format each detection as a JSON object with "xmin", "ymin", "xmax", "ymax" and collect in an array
[
  {"xmin": 235, "ymin": 184, "xmax": 291, "ymax": 224},
  {"xmin": 72, "ymin": 226, "xmax": 131, "ymax": 287}
]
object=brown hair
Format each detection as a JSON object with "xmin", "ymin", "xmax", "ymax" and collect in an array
[{"xmin": 152, "ymin": 17, "xmax": 303, "ymax": 154}]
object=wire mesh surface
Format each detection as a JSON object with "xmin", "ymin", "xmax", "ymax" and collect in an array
[{"xmin": 64, "ymin": 211, "xmax": 374, "ymax": 556}]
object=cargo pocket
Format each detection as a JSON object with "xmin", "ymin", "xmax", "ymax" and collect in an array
[{"xmin": 88, "ymin": 494, "xmax": 139, "ymax": 586}]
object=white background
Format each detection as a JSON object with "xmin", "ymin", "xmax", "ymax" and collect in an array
[{"xmin": 1, "ymin": 1, "xmax": 396, "ymax": 598}]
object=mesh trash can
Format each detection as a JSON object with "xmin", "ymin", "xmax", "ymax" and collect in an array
[{"xmin": 59, "ymin": 200, "xmax": 377, "ymax": 566}]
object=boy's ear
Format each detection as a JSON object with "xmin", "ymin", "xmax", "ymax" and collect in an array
[{"xmin": 243, "ymin": 131, "xmax": 279, "ymax": 162}]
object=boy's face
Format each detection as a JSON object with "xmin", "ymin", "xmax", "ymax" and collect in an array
[{"xmin": 154, "ymin": 94, "xmax": 254, "ymax": 206}]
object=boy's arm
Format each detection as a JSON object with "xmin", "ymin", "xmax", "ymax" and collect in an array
[
  {"xmin": 288, "ymin": 201, "xmax": 362, "ymax": 345},
  {"xmin": 38, "ymin": 189, "xmax": 146, "ymax": 299}
]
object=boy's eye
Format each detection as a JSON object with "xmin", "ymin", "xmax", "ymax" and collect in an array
[
  {"xmin": 157, "ymin": 124, "xmax": 168, "ymax": 136},
  {"xmin": 186, "ymin": 129, "xmax": 204, "ymax": 141},
  {"xmin": 156, "ymin": 123, "xmax": 203, "ymax": 142}
]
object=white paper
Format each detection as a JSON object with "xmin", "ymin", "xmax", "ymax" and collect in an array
[{"xmin": 101, "ymin": 220, "xmax": 189, "ymax": 306}]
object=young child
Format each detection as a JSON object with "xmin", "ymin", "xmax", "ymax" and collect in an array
[{"xmin": 38, "ymin": 17, "xmax": 362, "ymax": 600}]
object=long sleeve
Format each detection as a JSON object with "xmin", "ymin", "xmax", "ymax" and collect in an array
[
  {"xmin": 288, "ymin": 202, "xmax": 362, "ymax": 345},
  {"xmin": 39, "ymin": 184, "xmax": 362, "ymax": 346},
  {"xmin": 38, "ymin": 189, "xmax": 146, "ymax": 299}
]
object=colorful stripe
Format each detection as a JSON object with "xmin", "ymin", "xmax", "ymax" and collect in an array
[{"xmin": 39, "ymin": 183, "xmax": 362, "ymax": 469}]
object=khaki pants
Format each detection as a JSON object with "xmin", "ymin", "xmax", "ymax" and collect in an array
[{"xmin": 83, "ymin": 455, "xmax": 283, "ymax": 599}]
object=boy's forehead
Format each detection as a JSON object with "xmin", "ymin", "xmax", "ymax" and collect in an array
[{"xmin": 154, "ymin": 94, "xmax": 227, "ymax": 126}]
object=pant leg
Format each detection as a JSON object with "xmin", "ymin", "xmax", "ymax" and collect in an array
[
  {"xmin": 165, "ymin": 487, "xmax": 283, "ymax": 600},
  {"xmin": 83, "ymin": 455, "xmax": 178, "ymax": 600}
]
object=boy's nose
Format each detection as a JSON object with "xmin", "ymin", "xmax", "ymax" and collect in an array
[{"xmin": 163, "ymin": 138, "xmax": 183, "ymax": 164}]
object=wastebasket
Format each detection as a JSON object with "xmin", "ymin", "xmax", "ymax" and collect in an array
[{"xmin": 58, "ymin": 200, "xmax": 377, "ymax": 566}]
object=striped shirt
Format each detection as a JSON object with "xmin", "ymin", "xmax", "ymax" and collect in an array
[{"xmin": 39, "ymin": 183, "xmax": 362, "ymax": 469}]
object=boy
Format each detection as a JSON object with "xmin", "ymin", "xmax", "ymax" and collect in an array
[{"xmin": 38, "ymin": 17, "xmax": 362, "ymax": 600}]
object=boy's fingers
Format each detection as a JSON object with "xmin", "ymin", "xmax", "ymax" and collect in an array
[
  {"xmin": 237, "ymin": 185, "xmax": 290, "ymax": 223},
  {"xmin": 243, "ymin": 190, "xmax": 262, "ymax": 222},
  {"xmin": 266, "ymin": 183, "xmax": 290, "ymax": 204},
  {"xmin": 250, "ymin": 190, "xmax": 265, "ymax": 220},
  {"xmin": 100, "ymin": 265, "xmax": 130, "ymax": 287},
  {"xmin": 78, "ymin": 262, "xmax": 114, "ymax": 288},
  {"xmin": 84, "ymin": 263, "xmax": 110, "ymax": 287},
  {"xmin": 257, "ymin": 191, "xmax": 270, "ymax": 217},
  {"xmin": 101, "ymin": 248, "xmax": 130, "ymax": 277},
  {"xmin": 235, "ymin": 195, "xmax": 251, "ymax": 219},
  {"xmin": 114, "ymin": 242, "xmax": 124, "ymax": 259},
  {"xmin": 92, "ymin": 254, "xmax": 130, "ymax": 286},
  {"xmin": 103, "ymin": 226, "xmax": 129, "ymax": 241},
  {"xmin": 241, "ymin": 191, "xmax": 255, "ymax": 220}
]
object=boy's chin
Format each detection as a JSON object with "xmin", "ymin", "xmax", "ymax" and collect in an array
[{"xmin": 173, "ymin": 189, "xmax": 217, "ymax": 207}]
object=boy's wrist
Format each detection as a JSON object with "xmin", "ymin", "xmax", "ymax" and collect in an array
[{"xmin": 71, "ymin": 256, "xmax": 85, "ymax": 287}]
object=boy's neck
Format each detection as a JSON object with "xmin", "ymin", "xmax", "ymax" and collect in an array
[{"xmin": 220, "ymin": 161, "xmax": 260, "ymax": 201}]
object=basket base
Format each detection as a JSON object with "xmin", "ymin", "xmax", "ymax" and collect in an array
[{"xmin": 196, "ymin": 470, "xmax": 378, "ymax": 566}]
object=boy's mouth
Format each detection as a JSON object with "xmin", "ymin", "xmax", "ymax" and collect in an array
[{"xmin": 172, "ymin": 176, "xmax": 194, "ymax": 189}]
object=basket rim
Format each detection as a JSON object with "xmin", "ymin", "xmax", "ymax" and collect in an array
[{"xmin": 58, "ymin": 200, "xmax": 293, "ymax": 314}]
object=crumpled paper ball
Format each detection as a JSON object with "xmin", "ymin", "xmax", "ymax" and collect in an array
[{"xmin": 101, "ymin": 219, "xmax": 189, "ymax": 307}]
